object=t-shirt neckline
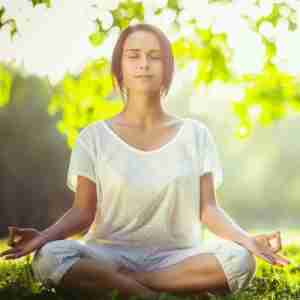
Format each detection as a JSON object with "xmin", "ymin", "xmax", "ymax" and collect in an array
[{"xmin": 102, "ymin": 117, "xmax": 188, "ymax": 155}]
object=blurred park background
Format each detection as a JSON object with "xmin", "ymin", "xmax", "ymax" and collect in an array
[{"xmin": 0, "ymin": 0, "xmax": 300, "ymax": 244}]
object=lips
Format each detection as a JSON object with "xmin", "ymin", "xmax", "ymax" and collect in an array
[{"xmin": 136, "ymin": 76, "xmax": 153, "ymax": 80}]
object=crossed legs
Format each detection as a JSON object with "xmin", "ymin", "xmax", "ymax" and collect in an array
[
  {"xmin": 58, "ymin": 253, "xmax": 230, "ymax": 299},
  {"xmin": 59, "ymin": 257, "xmax": 159, "ymax": 299},
  {"xmin": 119, "ymin": 253, "xmax": 231, "ymax": 297},
  {"xmin": 31, "ymin": 239, "xmax": 256, "ymax": 299}
]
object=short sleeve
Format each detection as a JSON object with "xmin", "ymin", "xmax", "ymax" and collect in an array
[
  {"xmin": 197, "ymin": 123, "xmax": 223, "ymax": 190},
  {"xmin": 66, "ymin": 130, "xmax": 97, "ymax": 192}
]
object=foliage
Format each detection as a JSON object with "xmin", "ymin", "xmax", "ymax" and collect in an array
[
  {"xmin": 47, "ymin": 58, "xmax": 124, "ymax": 147},
  {"xmin": 231, "ymin": 63, "xmax": 300, "ymax": 139},
  {"xmin": 1, "ymin": 0, "xmax": 300, "ymax": 142},
  {"xmin": 0, "ymin": 64, "xmax": 13, "ymax": 107},
  {"xmin": 0, "ymin": 6, "xmax": 16, "ymax": 39}
]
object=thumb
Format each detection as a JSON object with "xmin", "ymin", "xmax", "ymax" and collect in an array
[
  {"xmin": 9, "ymin": 226, "xmax": 24, "ymax": 234},
  {"xmin": 8, "ymin": 226, "xmax": 19, "ymax": 233},
  {"xmin": 271, "ymin": 231, "xmax": 280, "ymax": 237},
  {"xmin": 270, "ymin": 232, "xmax": 282, "ymax": 251},
  {"xmin": 8, "ymin": 226, "xmax": 15, "ymax": 238},
  {"xmin": 270, "ymin": 231, "xmax": 281, "ymax": 242},
  {"xmin": 267, "ymin": 231, "xmax": 280, "ymax": 241}
]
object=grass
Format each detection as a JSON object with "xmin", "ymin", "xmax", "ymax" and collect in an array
[{"xmin": 0, "ymin": 232, "xmax": 300, "ymax": 300}]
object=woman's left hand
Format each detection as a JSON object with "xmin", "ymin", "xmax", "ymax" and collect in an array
[{"xmin": 244, "ymin": 231, "xmax": 291, "ymax": 267}]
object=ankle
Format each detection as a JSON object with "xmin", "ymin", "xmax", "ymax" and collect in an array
[{"xmin": 117, "ymin": 272, "xmax": 160, "ymax": 299}]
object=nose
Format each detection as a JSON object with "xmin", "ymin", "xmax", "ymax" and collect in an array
[{"xmin": 138, "ymin": 54, "xmax": 150, "ymax": 69}]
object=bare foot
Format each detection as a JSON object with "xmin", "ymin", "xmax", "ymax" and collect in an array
[
  {"xmin": 118, "ymin": 268, "xmax": 153, "ymax": 286},
  {"xmin": 118, "ymin": 266, "xmax": 148, "ymax": 283},
  {"xmin": 117, "ymin": 267, "xmax": 160, "ymax": 299}
]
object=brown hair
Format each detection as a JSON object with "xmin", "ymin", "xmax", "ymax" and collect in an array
[{"xmin": 111, "ymin": 23, "xmax": 175, "ymax": 101}]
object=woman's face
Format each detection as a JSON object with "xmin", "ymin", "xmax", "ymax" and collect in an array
[{"xmin": 121, "ymin": 30, "xmax": 164, "ymax": 96}]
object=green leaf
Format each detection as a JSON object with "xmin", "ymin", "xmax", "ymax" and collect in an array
[{"xmin": 89, "ymin": 31, "xmax": 105, "ymax": 47}]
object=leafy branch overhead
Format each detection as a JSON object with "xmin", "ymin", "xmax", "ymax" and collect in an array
[{"xmin": 0, "ymin": 0, "xmax": 300, "ymax": 145}]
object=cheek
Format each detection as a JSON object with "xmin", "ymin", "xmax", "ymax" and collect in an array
[
  {"xmin": 156, "ymin": 63, "xmax": 164, "ymax": 76},
  {"xmin": 156, "ymin": 65, "xmax": 164, "ymax": 82},
  {"xmin": 122, "ymin": 61, "xmax": 132, "ymax": 74},
  {"xmin": 122, "ymin": 62, "xmax": 140, "ymax": 79}
]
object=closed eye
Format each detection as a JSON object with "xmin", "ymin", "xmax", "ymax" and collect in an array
[{"xmin": 128, "ymin": 56, "xmax": 161, "ymax": 59}]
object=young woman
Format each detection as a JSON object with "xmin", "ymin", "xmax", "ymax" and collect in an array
[{"xmin": 0, "ymin": 23, "xmax": 291, "ymax": 300}]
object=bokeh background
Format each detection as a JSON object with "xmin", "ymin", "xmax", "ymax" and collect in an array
[{"xmin": 1, "ymin": 0, "xmax": 300, "ymax": 244}]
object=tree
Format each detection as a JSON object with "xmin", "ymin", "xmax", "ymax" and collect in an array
[{"xmin": 1, "ymin": 0, "xmax": 300, "ymax": 146}]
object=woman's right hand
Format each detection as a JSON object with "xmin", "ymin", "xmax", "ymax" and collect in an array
[{"xmin": 0, "ymin": 226, "xmax": 47, "ymax": 260}]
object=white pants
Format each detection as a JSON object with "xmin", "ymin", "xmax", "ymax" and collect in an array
[{"xmin": 31, "ymin": 237, "xmax": 256, "ymax": 295}]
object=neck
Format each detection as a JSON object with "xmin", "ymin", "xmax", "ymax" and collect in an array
[{"xmin": 121, "ymin": 91, "xmax": 168, "ymax": 128}]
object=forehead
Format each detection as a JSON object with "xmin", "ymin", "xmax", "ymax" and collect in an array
[{"xmin": 123, "ymin": 30, "xmax": 161, "ymax": 51}]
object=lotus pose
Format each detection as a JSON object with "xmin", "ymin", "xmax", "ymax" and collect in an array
[{"xmin": 0, "ymin": 23, "xmax": 291, "ymax": 300}]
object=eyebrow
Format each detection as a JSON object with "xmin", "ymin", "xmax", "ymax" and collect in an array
[{"xmin": 125, "ymin": 49, "xmax": 161, "ymax": 53}]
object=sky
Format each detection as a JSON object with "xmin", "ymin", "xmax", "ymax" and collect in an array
[{"xmin": 0, "ymin": 0, "xmax": 299, "ymax": 96}]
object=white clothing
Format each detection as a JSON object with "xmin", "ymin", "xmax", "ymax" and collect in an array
[{"xmin": 66, "ymin": 117, "xmax": 223, "ymax": 249}]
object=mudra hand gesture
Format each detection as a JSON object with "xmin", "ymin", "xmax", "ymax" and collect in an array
[
  {"xmin": 245, "ymin": 231, "xmax": 291, "ymax": 266},
  {"xmin": 0, "ymin": 226, "xmax": 44, "ymax": 260}
]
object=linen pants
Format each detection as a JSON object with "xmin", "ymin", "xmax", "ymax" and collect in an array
[{"xmin": 31, "ymin": 237, "xmax": 256, "ymax": 295}]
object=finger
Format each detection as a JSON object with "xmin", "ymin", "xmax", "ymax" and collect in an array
[
  {"xmin": 10, "ymin": 226, "xmax": 23, "ymax": 231},
  {"xmin": 7, "ymin": 236, "xmax": 19, "ymax": 247},
  {"xmin": 257, "ymin": 236, "xmax": 270, "ymax": 248},
  {"xmin": 268, "ymin": 232, "xmax": 282, "ymax": 252},
  {"xmin": 264, "ymin": 251, "xmax": 289, "ymax": 267},
  {"xmin": 8, "ymin": 226, "xmax": 19, "ymax": 235},
  {"xmin": 261, "ymin": 247, "xmax": 281, "ymax": 264},
  {"xmin": 260, "ymin": 238, "xmax": 281, "ymax": 256},
  {"xmin": 255, "ymin": 249, "xmax": 276, "ymax": 265},
  {"xmin": 258, "ymin": 240, "xmax": 275, "ymax": 254},
  {"xmin": 8, "ymin": 227, "xmax": 15, "ymax": 244},
  {"xmin": 8, "ymin": 240, "xmax": 24, "ymax": 248},
  {"xmin": 266, "ymin": 238, "xmax": 278, "ymax": 253},
  {"xmin": 273, "ymin": 239, "xmax": 282, "ymax": 253},
  {"xmin": 12, "ymin": 236, "xmax": 23, "ymax": 244},
  {"xmin": 7, "ymin": 228, "xmax": 23, "ymax": 247},
  {"xmin": 3, "ymin": 252, "xmax": 24, "ymax": 260},
  {"xmin": 0, "ymin": 248, "xmax": 18, "ymax": 257},
  {"xmin": 9, "ymin": 227, "xmax": 24, "ymax": 238},
  {"xmin": 8, "ymin": 226, "xmax": 16, "ymax": 231},
  {"xmin": 259, "ymin": 253, "xmax": 276, "ymax": 265},
  {"xmin": 0, "ymin": 246, "xmax": 23, "ymax": 260},
  {"xmin": 273, "ymin": 253, "xmax": 291, "ymax": 266},
  {"xmin": 269, "ymin": 230, "xmax": 280, "ymax": 238},
  {"xmin": 7, "ymin": 239, "xmax": 16, "ymax": 247}
]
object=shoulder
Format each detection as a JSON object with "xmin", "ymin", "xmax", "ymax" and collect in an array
[
  {"xmin": 74, "ymin": 120, "xmax": 105, "ymax": 156},
  {"xmin": 188, "ymin": 118, "xmax": 218, "ymax": 150},
  {"xmin": 77, "ymin": 120, "xmax": 104, "ymax": 142},
  {"xmin": 189, "ymin": 118, "xmax": 210, "ymax": 135}
]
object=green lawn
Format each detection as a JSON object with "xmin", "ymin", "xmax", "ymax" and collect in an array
[{"xmin": 0, "ymin": 231, "xmax": 300, "ymax": 300}]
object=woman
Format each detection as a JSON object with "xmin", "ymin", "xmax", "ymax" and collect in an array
[{"xmin": 0, "ymin": 23, "xmax": 291, "ymax": 300}]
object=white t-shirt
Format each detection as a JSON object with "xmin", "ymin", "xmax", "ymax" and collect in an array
[{"xmin": 67, "ymin": 117, "xmax": 223, "ymax": 249}]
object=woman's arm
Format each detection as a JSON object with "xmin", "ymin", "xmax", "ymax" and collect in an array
[
  {"xmin": 199, "ymin": 173, "xmax": 252, "ymax": 246},
  {"xmin": 199, "ymin": 173, "xmax": 291, "ymax": 266},
  {"xmin": 39, "ymin": 206, "xmax": 92, "ymax": 243},
  {"xmin": 0, "ymin": 176, "xmax": 97, "ymax": 260},
  {"xmin": 39, "ymin": 176, "xmax": 97, "ymax": 244}
]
